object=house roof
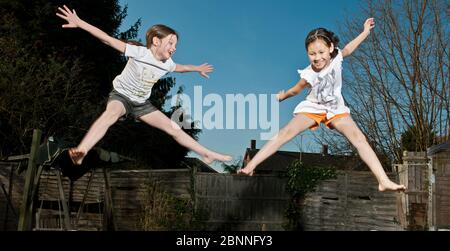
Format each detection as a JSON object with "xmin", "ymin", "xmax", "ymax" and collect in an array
[
  {"xmin": 183, "ymin": 157, "xmax": 218, "ymax": 173},
  {"xmin": 428, "ymin": 140, "xmax": 450, "ymax": 156},
  {"xmin": 243, "ymin": 148, "xmax": 365, "ymax": 173}
]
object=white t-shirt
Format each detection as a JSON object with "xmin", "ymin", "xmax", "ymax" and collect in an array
[
  {"xmin": 112, "ymin": 44, "xmax": 177, "ymax": 103},
  {"xmin": 293, "ymin": 49, "xmax": 350, "ymax": 119}
]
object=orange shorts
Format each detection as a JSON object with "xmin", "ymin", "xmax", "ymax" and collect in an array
[{"xmin": 297, "ymin": 112, "xmax": 350, "ymax": 130}]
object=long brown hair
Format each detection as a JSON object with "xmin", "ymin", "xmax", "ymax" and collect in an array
[
  {"xmin": 123, "ymin": 24, "xmax": 178, "ymax": 48},
  {"xmin": 145, "ymin": 24, "xmax": 179, "ymax": 48}
]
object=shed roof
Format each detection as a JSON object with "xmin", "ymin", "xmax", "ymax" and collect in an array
[{"xmin": 428, "ymin": 141, "xmax": 450, "ymax": 156}]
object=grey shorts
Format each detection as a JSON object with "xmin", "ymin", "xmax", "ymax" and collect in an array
[{"xmin": 108, "ymin": 90, "xmax": 158, "ymax": 119}]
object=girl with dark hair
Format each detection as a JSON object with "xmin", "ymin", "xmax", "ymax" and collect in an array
[{"xmin": 239, "ymin": 18, "xmax": 406, "ymax": 192}]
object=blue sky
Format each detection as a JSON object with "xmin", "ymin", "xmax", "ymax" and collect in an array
[{"xmin": 118, "ymin": 0, "xmax": 364, "ymax": 171}]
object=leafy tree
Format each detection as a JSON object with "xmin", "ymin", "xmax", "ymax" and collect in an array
[
  {"xmin": 0, "ymin": 0, "xmax": 201, "ymax": 168},
  {"xmin": 400, "ymin": 124, "xmax": 437, "ymax": 153},
  {"xmin": 0, "ymin": 0, "xmax": 138, "ymax": 155},
  {"xmin": 284, "ymin": 160, "xmax": 336, "ymax": 230},
  {"xmin": 0, "ymin": 42, "xmax": 96, "ymax": 155}
]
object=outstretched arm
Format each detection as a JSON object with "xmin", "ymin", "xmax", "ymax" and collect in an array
[
  {"xmin": 175, "ymin": 63, "xmax": 214, "ymax": 79},
  {"xmin": 341, "ymin": 18, "xmax": 375, "ymax": 58},
  {"xmin": 56, "ymin": 5, "xmax": 126, "ymax": 53},
  {"xmin": 277, "ymin": 78, "xmax": 309, "ymax": 102}
]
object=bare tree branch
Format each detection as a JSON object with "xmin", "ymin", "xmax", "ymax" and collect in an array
[{"xmin": 321, "ymin": 0, "xmax": 449, "ymax": 163}]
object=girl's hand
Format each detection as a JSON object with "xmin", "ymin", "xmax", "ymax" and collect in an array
[
  {"xmin": 56, "ymin": 5, "xmax": 82, "ymax": 28},
  {"xmin": 197, "ymin": 63, "xmax": 214, "ymax": 79},
  {"xmin": 363, "ymin": 18, "xmax": 375, "ymax": 34},
  {"xmin": 276, "ymin": 90, "xmax": 285, "ymax": 102}
]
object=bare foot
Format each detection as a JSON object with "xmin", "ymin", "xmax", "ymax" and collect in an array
[
  {"xmin": 378, "ymin": 180, "xmax": 406, "ymax": 192},
  {"xmin": 68, "ymin": 147, "xmax": 87, "ymax": 165},
  {"xmin": 202, "ymin": 151, "xmax": 232, "ymax": 165},
  {"xmin": 237, "ymin": 168, "xmax": 254, "ymax": 176}
]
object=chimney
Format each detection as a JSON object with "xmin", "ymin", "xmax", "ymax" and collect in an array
[
  {"xmin": 250, "ymin": 139, "xmax": 256, "ymax": 150},
  {"xmin": 322, "ymin": 145, "xmax": 328, "ymax": 156}
]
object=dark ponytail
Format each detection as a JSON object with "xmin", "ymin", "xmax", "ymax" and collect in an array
[{"xmin": 305, "ymin": 28, "xmax": 340, "ymax": 58}]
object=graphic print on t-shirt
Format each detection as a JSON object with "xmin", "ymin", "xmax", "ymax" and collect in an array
[{"xmin": 315, "ymin": 69, "xmax": 338, "ymax": 110}]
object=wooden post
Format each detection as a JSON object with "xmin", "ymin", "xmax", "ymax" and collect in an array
[
  {"xmin": 427, "ymin": 157, "xmax": 435, "ymax": 230},
  {"xmin": 56, "ymin": 169, "xmax": 72, "ymax": 230},
  {"xmin": 394, "ymin": 163, "xmax": 408, "ymax": 229},
  {"xmin": 76, "ymin": 169, "xmax": 95, "ymax": 226},
  {"xmin": 18, "ymin": 129, "xmax": 42, "ymax": 231},
  {"xmin": 102, "ymin": 167, "xmax": 116, "ymax": 231},
  {"xmin": 402, "ymin": 151, "xmax": 429, "ymax": 230}
]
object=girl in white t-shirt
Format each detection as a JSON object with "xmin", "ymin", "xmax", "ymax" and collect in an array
[
  {"xmin": 56, "ymin": 5, "xmax": 232, "ymax": 165},
  {"xmin": 239, "ymin": 18, "xmax": 405, "ymax": 192}
]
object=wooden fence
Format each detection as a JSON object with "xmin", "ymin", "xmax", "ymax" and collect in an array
[
  {"xmin": 1, "ymin": 165, "xmax": 403, "ymax": 231},
  {"xmin": 2, "ymin": 129, "xmax": 446, "ymax": 231},
  {"xmin": 394, "ymin": 151, "xmax": 431, "ymax": 230},
  {"xmin": 428, "ymin": 143, "xmax": 450, "ymax": 230},
  {"xmin": 432, "ymin": 151, "xmax": 450, "ymax": 229},
  {"xmin": 195, "ymin": 171, "xmax": 402, "ymax": 231},
  {"xmin": 394, "ymin": 149, "xmax": 450, "ymax": 231},
  {"xmin": 36, "ymin": 168, "xmax": 106, "ymax": 231},
  {"xmin": 194, "ymin": 173, "xmax": 289, "ymax": 231},
  {"xmin": 108, "ymin": 169, "xmax": 192, "ymax": 231},
  {"xmin": 302, "ymin": 171, "xmax": 402, "ymax": 231},
  {"xmin": 1, "ymin": 166, "xmax": 193, "ymax": 231},
  {"xmin": 0, "ymin": 162, "xmax": 23, "ymax": 231}
]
